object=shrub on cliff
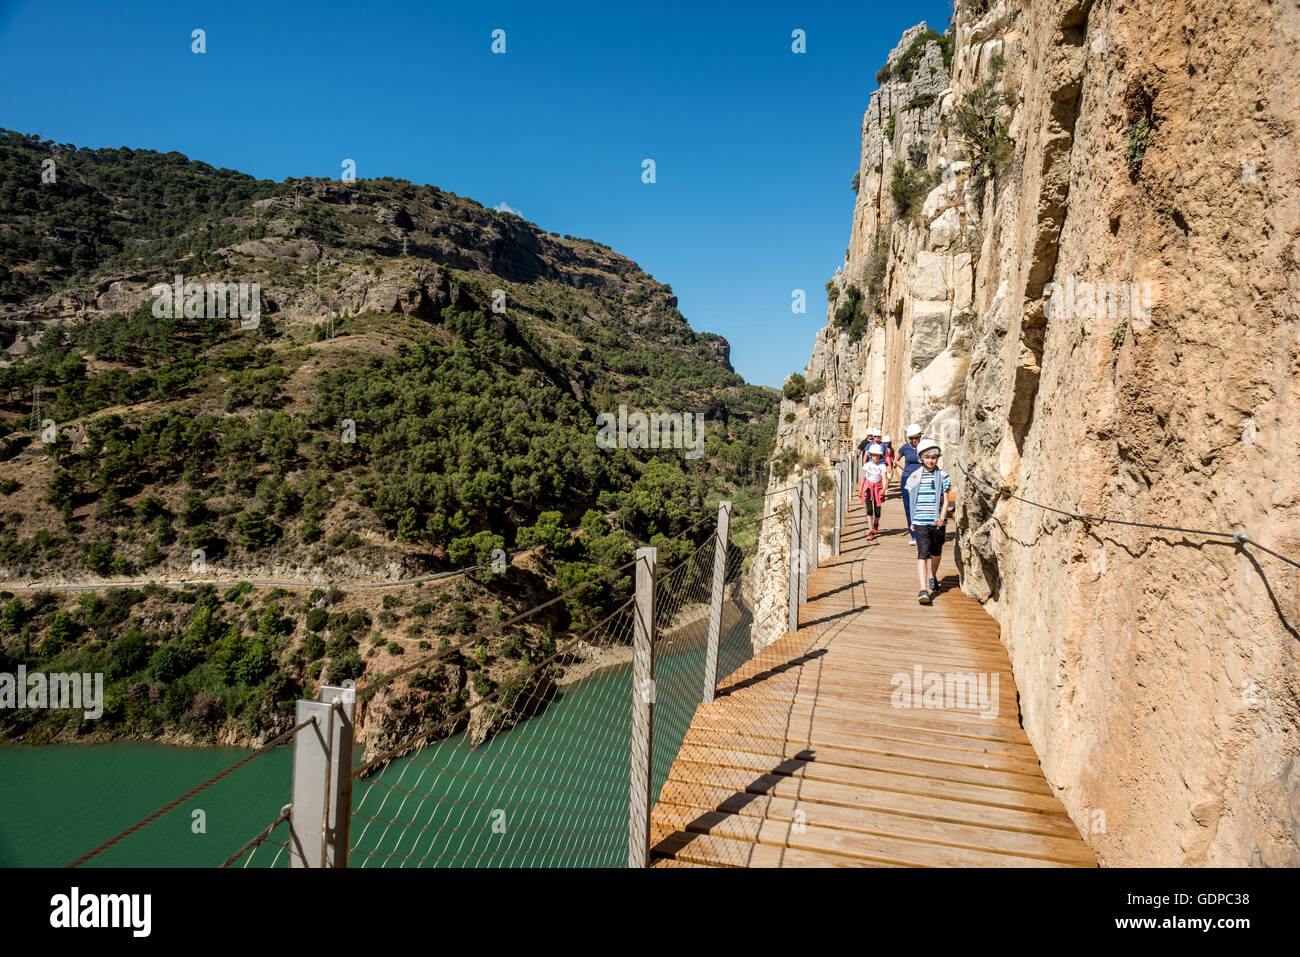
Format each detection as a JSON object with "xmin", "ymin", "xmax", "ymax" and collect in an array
[
  {"xmin": 1, "ymin": 597, "xmax": 23, "ymax": 634},
  {"xmin": 1126, "ymin": 118, "xmax": 1150, "ymax": 172},
  {"xmin": 326, "ymin": 649, "xmax": 364, "ymax": 683},
  {"xmin": 301, "ymin": 633, "xmax": 325, "ymax": 660},
  {"xmin": 875, "ymin": 29, "xmax": 949, "ymax": 85},
  {"xmin": 181, "ymin": 691, "xmax": 225, "ymax": 733},
  {"xmin": 770, "ymin": 446, "xmax": 799, "ymax": 482},
  {"xmin": 864, "ymin": 228, "xmax": 891, "ymax": 301},
  {"xmin": 783, "ymin": 373, "xmax": 807, "ymax": 403},
  {"xmin": 891, "ymin": 161, "xmax": 939, "ymax": 220},
  {"xmin": 148, "ymin": 640, "xmax": 198, "ymax": 682},
  {"xmin": 949, "ymin": 59, "xmax": 1016, "ymax": 180}
]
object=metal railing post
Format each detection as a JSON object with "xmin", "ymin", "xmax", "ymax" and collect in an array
[
  {"xmin": 800, "ymin": 476, "xmax": 811, "ymax": 605},
  {"xmin": 319, "ymin": 681, "xmax": 356, "ymax": 867},
  {"xmin": 288, "ymin": 699, "xmax": 334, "ymax": 868},
  {"xmin": 628, "ymin": 546, "xmax": 657, "ymax": 868},
  {"xmin": 703, "ymin": 502, "xmax": 731, "ymax": 704},
  {"xmin": 788, "ymin": 483, "xmax": 801, "ymax": 633},
  {"xmin": 833, "ymin": 461, "xmax": 842, "ymax": 556},
  {"xmin": 846, "ymin": 456, "xmax": 853, "ymax": 524},
  {"xmin": 809, "ymin": 474, "xmax": 820, "ymax": 574},
  {"xmin": 848, "ymin": 455, "xmax": 853, "ymax": 519}
]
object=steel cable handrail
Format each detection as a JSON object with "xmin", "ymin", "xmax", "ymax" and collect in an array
[
  {"xmin": 66, "ymin": 716, "xmax": 317, "ymax": 868},
  {"xmin": 956, "ymin": 460, "xmax": 1300, "ymax": 569}
]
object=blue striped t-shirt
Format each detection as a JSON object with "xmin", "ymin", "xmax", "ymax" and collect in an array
[{"xmin": 910, "ymin": 468, "xmax": 951, "ymax": 525}]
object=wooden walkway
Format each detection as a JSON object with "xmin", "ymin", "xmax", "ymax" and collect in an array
[{"xmin": 649, "ymin": 494, "xmax": 1097, "ymax": 867}]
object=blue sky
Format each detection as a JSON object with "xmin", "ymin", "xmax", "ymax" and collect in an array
[{"xmin": 0, "ymin": 0, "xmax": 953, "ymax": 388}]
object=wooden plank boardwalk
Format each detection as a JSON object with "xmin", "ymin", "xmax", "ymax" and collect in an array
[{"xmin": 649, "ymin": 494, "xmax": 1097, "ymax": 867}]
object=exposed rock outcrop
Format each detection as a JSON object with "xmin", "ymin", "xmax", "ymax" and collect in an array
[{"xmin": 757, "ymin": 1, "xmax": 1300, "ymax": 867}]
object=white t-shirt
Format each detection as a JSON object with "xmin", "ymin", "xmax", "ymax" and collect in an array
[{"xmin": 862, "ymin": 461, "xmax": 887, "ymax": 484}]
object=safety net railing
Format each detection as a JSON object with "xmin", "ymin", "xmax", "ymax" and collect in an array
[
  {"xmin": 643, "ymin": 460, "xmax": 859, "ymax": 865},
  {"xmin": 204, "ymin": 495, "xmax": 768, "ymax": 868},
  {"xmin": 64, "ymin": 463, "xmax": 843, "ymax": 870},
  {"xmin": 63, "ymin": 480, "xmax": 798, "ymax": 870}
]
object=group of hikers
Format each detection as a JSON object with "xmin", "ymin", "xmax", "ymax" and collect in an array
[{"xmin": 856, "ymin": 424, "xmax": 952, "ymax": 606}]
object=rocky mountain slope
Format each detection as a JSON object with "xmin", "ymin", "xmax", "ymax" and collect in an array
[
  {"xmin": 759, "ymin": 0, "xmax": 1299, "ymax": 866},
  {"xmin": 0, "ymin": 130, "xmax": 777, "ymax": 751},
  {"xmin": 0, "ymin": 129, "xmax": 775, "ymax": 585}
]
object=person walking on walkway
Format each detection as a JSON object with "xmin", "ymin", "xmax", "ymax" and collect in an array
[
  {"xmin": 904, "ymin": 439, "xmax": 951, "ymax": 605},
  {"xmin": 895, "ymin": 424, "xmax": 924, "ymax": 544},
  {"xmin": 855, "ymin": 429, "xmax": 876, "ymax": 469},
  {"xmin": 859, "ymin": 443, "xmax": 887, "ymax": 539},
  {"xmin": 857, "ymin": 428, "xmax": 879, "ymax": 464}
]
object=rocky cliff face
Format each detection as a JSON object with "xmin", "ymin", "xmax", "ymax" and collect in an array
[{"xmin": 760, "ymin": 0, "xmax": 1300, "ymax": 866}]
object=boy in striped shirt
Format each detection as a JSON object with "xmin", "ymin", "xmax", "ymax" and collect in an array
[{"xmin": 904, "ymin": 439, "xmax": 951, "ymax": 604}]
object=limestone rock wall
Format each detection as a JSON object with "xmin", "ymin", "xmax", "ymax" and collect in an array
[{"xmin": 756, "ymin": 0, "xmax": 1300, "ymax": 866}]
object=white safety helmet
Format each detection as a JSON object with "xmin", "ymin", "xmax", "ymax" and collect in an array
[
  {"xmin": 867, "ymin": 443, "xmax": 884, "ymax": 456},
  {"xmin": 867, "ymin": 427, "xmax": 880, "ymax": 437},
  {"xmin": 917, "ymin": 439, "xmax": 941, "ymax": 457},
  {"xmin": 906, "ymin": 423, "xmax": 923, "ymax": 438},
  {"xmin": 882, "ymin": 434, "xmax": 892, "ymax": 445}
]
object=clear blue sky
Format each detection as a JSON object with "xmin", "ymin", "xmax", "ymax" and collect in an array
[{"xmin": 0, "ymin": 0, "xmax": 952, "ymax": 388}]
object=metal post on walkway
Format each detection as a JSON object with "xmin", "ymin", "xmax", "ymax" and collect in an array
[
  {"xmin": 847, "ymin": 455, "xmax": 854, "ymax": 522},
  {"xmin": 703, "ymin": 501, "xmax": 731, "ymax": 704},
  {"xmin": 628, "ymin": 546, "xmax": 657, "ymax": 868},
  {"xmin": 833, "ymin": 461, "xmax": 842, "ymax": 556},
  {"xmin": 788, "ymin": 483, "xmax": 801, "ymax": 633},
  {"xmin": 843, "ymin": 456, "xmax": 851, "ymax": 524},
  {"xmin": 809, "ymin": 473, "xmax": 820, "ymax": 574},
  {"xmin": 319, "ymin": 681, "xmax": 356, "ymax": 867},
  {"xmin": 288, "ymin": 699, "xmax": 334, "ymax": 868},
  {"xmin": 795, "ymin": 475, "xmax": 806, "ymax": 600}
]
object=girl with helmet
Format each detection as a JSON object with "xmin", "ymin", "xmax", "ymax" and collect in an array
[{"xmin": 858, "ymin": 443, "xmax": 888, "ymax": 540}]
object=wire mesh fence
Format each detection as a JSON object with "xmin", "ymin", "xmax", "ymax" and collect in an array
[
  {"xmin": 645, "ymin": 470, "xmax": 856, "ymax": 866},
  {"xmin": 186, "ymin": 496, "xmax": 786, "ymax": 868},
  {"xmin": 345, "ymin": 578, "xmax": 643, "ymax": 867},
  {"xmin": 223, "ymin": 804, "xmax": 292, "ymax": 868}
]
